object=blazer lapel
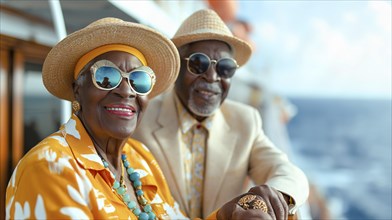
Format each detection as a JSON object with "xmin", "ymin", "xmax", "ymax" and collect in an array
[
  {"xmin": 203, "ymin": 109, "xmax": 237, "ymax": 216},
  {"xmin": 152, "ymin": 91, "xmax": 188, "ymax": 213}
]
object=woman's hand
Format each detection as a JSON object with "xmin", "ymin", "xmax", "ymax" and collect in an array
[{"xmin": 216, "ymin": 185, "xmax": 288, "ymax": 220}]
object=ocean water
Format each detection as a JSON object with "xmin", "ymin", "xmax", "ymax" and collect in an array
[{"xmin": 287, "ymin": 98, "xmax": 392, "ymax": 220}]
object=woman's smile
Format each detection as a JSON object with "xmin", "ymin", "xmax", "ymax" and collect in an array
[{"xmin": 104, "ymin": 103, "xmax": 137, "ymax": 118}]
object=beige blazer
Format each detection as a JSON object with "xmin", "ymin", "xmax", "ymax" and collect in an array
[{"xmin": 133, "ymin": 90, "xmax": 309, "ymax": 217}]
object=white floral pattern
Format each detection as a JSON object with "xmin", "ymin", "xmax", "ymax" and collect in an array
[
  {"xmin": 64, "ymin": 118, "xmax": 80, "ymax": 139},
  {"xmin": 34, "ymin": 195, "xmax": 46, "ymax": 219},
  {"xmin": 14, "ymin": 201, "xmax": 30, "ymax": 220}
]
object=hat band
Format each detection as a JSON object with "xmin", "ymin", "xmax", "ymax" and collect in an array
[{"xmin": 74, "ymin": 44, "xmax": 147, "ymax": 79}]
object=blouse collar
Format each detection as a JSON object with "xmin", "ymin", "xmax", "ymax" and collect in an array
[{"xmin": 60, "ymin": 114, "xmax": 104, "ymax": 171}]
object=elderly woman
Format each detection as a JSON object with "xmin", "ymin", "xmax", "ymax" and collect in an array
[{"xmin": 5, "ymin": 17, "xmax": 187, "ymax": 220}]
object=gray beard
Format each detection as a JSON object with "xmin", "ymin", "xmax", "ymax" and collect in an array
[{"xmin": 187, "ymin": 81, "xmax": 221, "ymax": 117}]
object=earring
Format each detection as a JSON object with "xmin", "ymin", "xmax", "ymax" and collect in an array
[{"xmin": 72, "ymin": 100, "xmax": 81, "ymax": 112}]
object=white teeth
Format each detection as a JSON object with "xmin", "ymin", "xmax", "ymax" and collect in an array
[
  {"xmin": 199, "ymin": 90, "xmax": 214, "ymax": 95},
  {"xmin": 106, "ymin": 107, "xmax": 132, "ymax": 112}
]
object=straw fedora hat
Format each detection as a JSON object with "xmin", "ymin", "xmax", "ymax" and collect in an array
[
  {"xmin": 171, "ymin": 9, "xmax": 252, "ymax": 67},
  {"xmin": 42, "ymin": 17, "xmax": 180, "ymax": 101}
]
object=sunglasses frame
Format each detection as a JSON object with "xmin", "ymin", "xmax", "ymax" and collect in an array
[
  {"xmin": 184, "ymin": 52, "xmax": 239, "ymax": 79},
  {"xmin": 90, "ymin": 60, "xmax": 156, "ymax": 95}
]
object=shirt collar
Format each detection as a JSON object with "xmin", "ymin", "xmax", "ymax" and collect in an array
[{"xmin": 174, "ymin": 93, "xmax": 214, "ymax": 134}]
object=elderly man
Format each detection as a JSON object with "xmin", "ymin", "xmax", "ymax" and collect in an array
[{"xmin": 134, "ymin": 9, "xmax": 309, "ymax": 219}]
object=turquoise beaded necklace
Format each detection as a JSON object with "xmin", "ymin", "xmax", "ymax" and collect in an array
[{"xmin": 100, "ymin": 153, "xmax": 156, "ymax": 220}]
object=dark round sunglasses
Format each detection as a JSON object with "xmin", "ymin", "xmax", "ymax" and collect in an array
[
  {"xmin": 90, "ymin": 60, "xmax": 156, "ymax": 95},
  {"xmin": 184, "ymin": 52, "xmax": 239, "ymax": 78}
]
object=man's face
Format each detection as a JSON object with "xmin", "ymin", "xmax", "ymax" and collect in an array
[{"xmin": 175, "ymin": 40, "xmax": 233, "ymax": 121}]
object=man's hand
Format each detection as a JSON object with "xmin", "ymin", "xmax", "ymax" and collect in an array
[
  {"xmin": 217, "ymin": 185, "xmax": 289, "ymax": 220},
  {"xmin": 217, "ymin": 193, "xmax": 273, "ymax": 220},
  {"xmin": 248, "ymin": 185, "xmax": 289, "ymax": 220},
  {"xmin": 231, "ymin": 205, "xmax": 274, "ymax": 220}
]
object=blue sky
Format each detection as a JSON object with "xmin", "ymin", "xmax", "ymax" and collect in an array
[{"xmin": 237, "ymin": 1, "xmax": 391, "ymax": 99}]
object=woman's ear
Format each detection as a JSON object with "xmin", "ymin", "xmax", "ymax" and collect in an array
[
  {"xmin": 72, "ymin": 78, "xmax": 84, "ymax": 114},
  {"xmin": 73, "ymin": 71, "xmax": 86, "ymax": 101},
  {"xmin": 72, "ymin": 81, "xmax": 80, "ymax": 101}
]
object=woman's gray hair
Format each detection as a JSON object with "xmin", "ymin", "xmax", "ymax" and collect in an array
[{"xmin": 74, "ymin": 67, "xmax": 89, "ymax": 86}]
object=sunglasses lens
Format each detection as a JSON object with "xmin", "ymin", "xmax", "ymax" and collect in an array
[
  {"xmin": 216, "ymin": 58, "xmax": 237, "ymax": 78},
  {"xmin": 129, "ymin": 71, "xmax": 152, "ymax": 94},
  {"xmin": 188, "ymin": 53, "xmax": 210, "ymax": 74},
  {"xmin": 94, "ymin": 66, "xmax": 121, "ymax": 89}
]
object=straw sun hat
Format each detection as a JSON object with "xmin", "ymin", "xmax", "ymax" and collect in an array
[
  {"xmin": 172, "ymin": 9, "xmax": 252, "ymax": 67},
  {"xmin": 42, "ymin": 17, "xmax": 180, "ymax": 101}
]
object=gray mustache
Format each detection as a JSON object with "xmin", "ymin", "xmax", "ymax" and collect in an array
[{"xmin": 193, "ymin": 81, "xmax": 222, "ymax": 93}]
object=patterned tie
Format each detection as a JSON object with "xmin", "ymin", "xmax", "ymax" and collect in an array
[{"xmin": 189, "ymin": 124, "xmax": 207, "ymax": 218}]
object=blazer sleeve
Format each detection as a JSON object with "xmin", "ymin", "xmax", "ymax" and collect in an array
[{"xmin": 247, "ymin": 107, "xmax": 309, "ymax": 211}]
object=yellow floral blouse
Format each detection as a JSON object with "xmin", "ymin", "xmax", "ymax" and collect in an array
[{"xmin": 5, "ymin": 114, "xmax": 189, "ymax": 219}]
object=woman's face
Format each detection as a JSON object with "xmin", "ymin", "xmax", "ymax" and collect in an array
[{"xmin": 73, "ymin": 51, "xmax": 149, "ymax": 141}]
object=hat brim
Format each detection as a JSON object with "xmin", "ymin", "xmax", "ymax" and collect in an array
[
  {"xmin": 43, "ymin": 21, "xmax": 179, "ymax": 101},
  {"xmin": 172, "ymin": 32, "xmax": 252, "ymax": 67}
]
